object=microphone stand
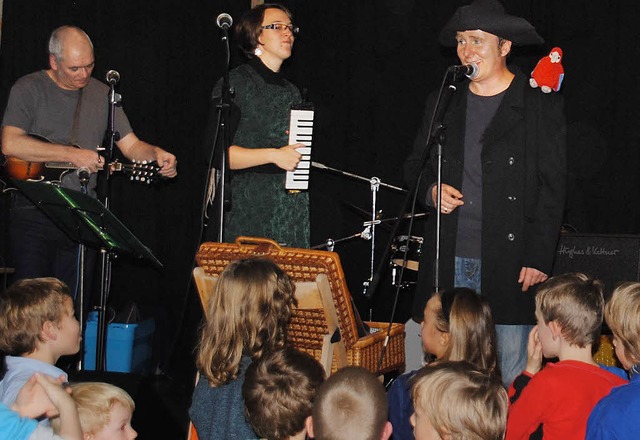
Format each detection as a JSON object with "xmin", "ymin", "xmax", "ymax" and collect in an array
[
  {"xmin": 75, "ymin": 174, "xmax": 89, "ymax": 370},
  {"xmin": 202, "ymin": 25, "xmax": 232, "ymax": 242},
  {"xmin": 355, "ymin": 68, "xmax": 461, "ymax": 374},
  {"xmin": 94, "ymin": 77, "xmax": 121, "ymax": 371}
]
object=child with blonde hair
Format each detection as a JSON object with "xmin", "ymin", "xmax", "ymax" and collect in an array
[
  {"xmin": 388, "ymin": 287, "xmax": 499, "ymax": 439},
  {"xmin": 70, "ymin": 382, "xmax": 137, "ymax": 440},
  {"xmin": 586, "ymin": 282, "xmax": 640, "ymax": 439},
  {"xmin": 506, "ymin": 273, "xmax": 627, "ymax": 440},
  {"xmin": 307, "ymin": 366, "xmax": 392, "ymax": 440},
  {"xmin": 0, "ymin": 278, "xmax": 81, "ymax": 408},
  {"xmin": 410, "ymin": 360, "xmax": 508, "ymax": 440},
  {"xmin": 189, "ymin": 257, "xmax": 296, "ymax": 440}
]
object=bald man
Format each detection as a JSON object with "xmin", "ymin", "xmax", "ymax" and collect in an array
[{"xmin": 1, "ymin": 25, "xmax": 177, "ymax": 298}]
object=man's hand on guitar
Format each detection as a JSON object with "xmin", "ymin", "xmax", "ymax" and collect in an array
[
  {"xmin": 153, "ymin": 148, "xmax": 178, "ymax": 178},
  {"xmin": 72, "ymin": 148, "xmax": 105, "ymax": 173}
]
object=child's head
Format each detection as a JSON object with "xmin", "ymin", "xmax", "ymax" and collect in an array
[
  {"xmin": 308, "ymin": 366, "xmax": 392, "ymax": 440},
  {"xmin": 534, "ymin": 272, "xmax": 604, "ymax": 354},
  {"xmin": 420, "ymin": 288, "xmax": 498, "ymax": 374},
  {"xmin": 410, "ymin": 360, "xmax": 507, "ymax": 440},
  {"xmin": 0, "ymin": 277, "xmax": 79, "ymax": 357},
  {"xmin": 71, "ymin": 382, "xmax": 137, "ymax": 440},
  {"xmin": 605, "ymin": 282, "xmax": 640, "ymax": 370},
  {"xmin": 242, "ymin": 346, "xmax": 325, "ymax": 440},
  {"xmin": 196, "ymin": 258, "xmax": 296, "ymax": 386}
]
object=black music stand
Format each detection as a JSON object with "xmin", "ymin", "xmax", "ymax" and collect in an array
[{"xmin": 12, "ymin": 179, "xmax": 162, "ymax": 372}]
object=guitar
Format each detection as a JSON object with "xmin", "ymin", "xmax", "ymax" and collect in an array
[{"xmin": 1, "ymin": 135, "xmax": 162, "ymax": 184}]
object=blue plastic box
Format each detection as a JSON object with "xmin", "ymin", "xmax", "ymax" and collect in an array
[{"xmin": 83, "ymin": 312, "xmax": 155, "ymax": 373}]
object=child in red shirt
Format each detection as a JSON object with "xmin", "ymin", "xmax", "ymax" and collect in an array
[{"xmin": 506, "ymin": 273, "xmax": 627, "ymax": 440}]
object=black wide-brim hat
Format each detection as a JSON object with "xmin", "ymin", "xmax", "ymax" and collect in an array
[{"xmin": 439, "ymin": 0, "xmax": 543, "ymax": 46}]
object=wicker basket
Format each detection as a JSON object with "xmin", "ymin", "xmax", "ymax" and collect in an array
[{"xmin": 196, "ymin": 236, "xmax": 405, "ymax": 374}]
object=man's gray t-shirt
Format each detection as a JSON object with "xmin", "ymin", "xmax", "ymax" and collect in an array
[{"xmin": 2, "ymin": 70, "xmax": 133, "ymax": 191}]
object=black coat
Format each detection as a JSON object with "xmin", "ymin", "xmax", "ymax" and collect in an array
[{"xmin": 405, "ymin": 70, "xmax": 567, "ymax": 324}]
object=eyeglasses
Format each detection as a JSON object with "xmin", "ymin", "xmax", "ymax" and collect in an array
[{"xmin": 261, "ymin": 23, "xmax": 299, "ymax": 35}]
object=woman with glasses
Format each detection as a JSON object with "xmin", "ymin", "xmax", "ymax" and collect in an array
[{"xmin": 210, "ymin": 3, "xmax": 309, "ymax": 248}]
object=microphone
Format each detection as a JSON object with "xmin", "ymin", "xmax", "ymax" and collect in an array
[
  {"xmin": 76, "ymin": 167, "xmax": 91, "ymax": 185},
  {"xmin": 449, "ymin": 63, "xmax": 479, "ymax": 79},
  {"xmin": 106, "ymin": 70, "xmax": 120, "ymax": 85},
  {"xmin": 216, "ymin": 13, "xmax": 233, "ymax": 30}
]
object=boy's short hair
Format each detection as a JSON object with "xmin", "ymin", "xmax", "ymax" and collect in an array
[
  {"xmin": 535, "ymin": 272, "xmax": 604, "ymax": 347},
  {"xmin": 242, "ymin": 346, "xmax": 325, "ymax": 440},
  {"xmin": 411, "ymin": 360, "xmax": 508, "ymax": 440},
  {"xmin": 70, "ymin": 382, "xmax": 135, "ymax": 435},
  {"xmin": 312, "ymin": 366, "xmax": 387, "ymax": 440},
  {"xmin": 0, "ymin": 277, "xmax": 72, "ymax": 356},
  {"xmin": 605, "ymin": 282, "xmax": 640, "ymax": 364}
]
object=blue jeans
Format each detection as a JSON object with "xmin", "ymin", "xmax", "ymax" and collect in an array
[
  {"xmin": 495, "ymin": 324, "xmax": 533, "ymax": 387},
  {"xmin": 454, "ymin": 257, "xmax": 481, "ymax": 291},
  {"xmin": 454, "ymin": 257, "xmax": 531, "ymax": 387}
]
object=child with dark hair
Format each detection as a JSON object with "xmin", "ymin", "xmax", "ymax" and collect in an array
[{"xmin": 242, "ymin": 346, "xmax": 325, "ymax": 440}]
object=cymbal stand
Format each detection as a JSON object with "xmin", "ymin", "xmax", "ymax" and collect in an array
[{"xmin": 311, "ymin": 162, "xmax": 406, "ymax": 317}]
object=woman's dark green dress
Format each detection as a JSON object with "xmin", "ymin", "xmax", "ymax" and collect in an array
[{"xmin": 219, "ymin": 58, "xmax": 310, "ymax": 248}]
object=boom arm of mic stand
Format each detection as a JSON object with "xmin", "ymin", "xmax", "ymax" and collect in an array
[{"xmin": 363, "ymin": 74, "xmax": 458, "ymax": 300}]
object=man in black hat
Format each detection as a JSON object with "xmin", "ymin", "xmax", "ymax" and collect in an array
[{"xmin": 405, "ymin": 0, "xmax": 566, "ymax": 386}]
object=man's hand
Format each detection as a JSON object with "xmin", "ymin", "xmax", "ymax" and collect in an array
[
  {"xmin": 431, "ymin": 183, "xmax": 464, "ymax": 214},
  {"xmin": 153, "ymin": 147, "xmax": 178, "ymax": 178},
  {"xmin": 117, "ymin": 132, "xmax": 177, "ymax": 178},
  {"xmin": 71, "ymin": 148, "xmax": 105, "ymax": 173},
  {"xmin": 518, "ymin": 267, "xmax": 548, "ymax": 292}
]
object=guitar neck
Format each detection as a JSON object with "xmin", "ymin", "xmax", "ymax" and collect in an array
[{"xmin": 45, "ymin": 161, "xmax": 76, "ymax": 169}]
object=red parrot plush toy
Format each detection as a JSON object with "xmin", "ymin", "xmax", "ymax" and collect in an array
[{"xmin": 530, "ymin": 47, "xmax": 564, "ymax": 93}]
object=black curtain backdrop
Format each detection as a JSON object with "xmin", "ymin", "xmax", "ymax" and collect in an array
[{"xmin": 2, "ymin": 0, "xmax": 639, "ymax": 371}]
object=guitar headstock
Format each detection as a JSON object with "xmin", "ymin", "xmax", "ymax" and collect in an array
[{"xmin": 112, "ymin": 160, "xmax": 162, "ymax": 184}]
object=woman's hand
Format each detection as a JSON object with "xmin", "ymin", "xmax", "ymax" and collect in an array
[{"xmin": 272, "ymin": 143, "xmax": 304, "ymax": 171}]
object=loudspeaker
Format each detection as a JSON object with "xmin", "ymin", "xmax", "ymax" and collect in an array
[{"xmin": 552, "ymin": 233, "xmax": 640, "ymax": 298}]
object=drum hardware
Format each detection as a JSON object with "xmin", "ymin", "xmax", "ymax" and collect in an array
[
  {"xmin": 311, "ymin": 162, "xmax": 407, "ymax": 304},
  {"xmin": 389, "ymin": 235, "xmax": 423, "ymax": 288}
]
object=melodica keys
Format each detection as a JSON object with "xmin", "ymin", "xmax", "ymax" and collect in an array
[{"xmin": 285, "ymin": 105, "xmax": 314, "ymax": 191}]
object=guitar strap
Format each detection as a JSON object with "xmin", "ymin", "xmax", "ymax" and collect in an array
[{"xmin": 70, "ymin": 88, "xmax": 83, "ymax": 146}]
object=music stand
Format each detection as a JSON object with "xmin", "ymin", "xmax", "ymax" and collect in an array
[{"xmin": 12, "ymin": 179, "xmax": 162, "ymax": 372}]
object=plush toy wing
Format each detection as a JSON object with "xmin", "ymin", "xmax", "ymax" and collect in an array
[{"xmin": 554, "ymin": 72, "xmax": 564, "ymax": 92}]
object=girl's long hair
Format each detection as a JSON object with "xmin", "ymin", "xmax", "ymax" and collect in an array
[
  {"xmin": 434, "ymin": 288, "xmax": 500, "ymax": 379},
  {"xmin": 196, "ymin": 258, "xmax": 296, "ymax": 386}
]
